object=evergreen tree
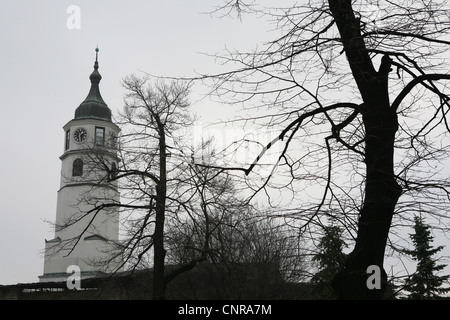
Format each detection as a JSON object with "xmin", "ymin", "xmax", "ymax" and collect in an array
[
  {"xmin": 403, "ymin": 216, "xmax": 450, "ymax": 299},
  {"xmin": 311, "ymin": 225, "xmax": 347, "ymax": 299}
]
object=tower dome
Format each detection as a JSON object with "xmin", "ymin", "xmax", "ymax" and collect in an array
[{"xmin": 74, "ymin": 48, "xmax": 112, "ymax": 121}]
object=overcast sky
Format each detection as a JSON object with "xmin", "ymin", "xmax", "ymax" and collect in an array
[
  {"xmin": 0, "ymin": 0, "xmax": 281, "ymax": 285},
  {"xmin": 1, "ymin": 1, "xmax": 449, "ymax": 288}
]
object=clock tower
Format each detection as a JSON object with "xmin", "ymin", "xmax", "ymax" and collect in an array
[{"xmin": 39, "ymin": 49, "xmax": 122, "ymax": 283}]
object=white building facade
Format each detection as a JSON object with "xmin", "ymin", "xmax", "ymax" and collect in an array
[{"xmin": 39, "ymin": 49, "xmax": 122, "ymax": 283}]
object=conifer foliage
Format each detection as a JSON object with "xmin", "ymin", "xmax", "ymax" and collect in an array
[
  {"xmin": 403, "ymin": 216, "xmax": 450, "ymax": 299},
  {"xmin": 311, "ymin": 226, "xmax": 347, "ymax": 299}
]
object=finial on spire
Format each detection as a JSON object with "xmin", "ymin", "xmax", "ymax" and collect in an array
[{"xmin": 94, "ymin": 46, "xmax": 99, "ymax": 70}]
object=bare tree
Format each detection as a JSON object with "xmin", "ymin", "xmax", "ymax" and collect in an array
[
  {"xmin": 164, "ymin": 160, "xmax": 309, "ymax": 298},
  {"xmin": 54, "ymin": 72, "xmax": 306, "ymax": 299},
  {"xmin": 53, "ymin": 75, "xmax": 210, "ymax": 299},
  {"xmin": 197, "ymin": 0, "xmax": 450, "ymax": 299},
  {"xmin": 114, "ymin": 75, "xmax": 196, "ymax": 299}
]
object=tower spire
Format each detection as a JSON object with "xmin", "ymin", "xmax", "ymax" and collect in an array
[{"xmin": 74, "ymin": 47, "xmax": 112, "ymax": 121}]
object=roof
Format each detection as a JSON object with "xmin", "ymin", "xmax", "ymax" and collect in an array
[{"xmin": 74, "ymin": 48, "xmax": 112, "ymax": 122}]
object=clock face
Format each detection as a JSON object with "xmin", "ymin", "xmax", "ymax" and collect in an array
[{"xmin": 73, "ymin": 128, "xmax": 87, "ymax": 143}]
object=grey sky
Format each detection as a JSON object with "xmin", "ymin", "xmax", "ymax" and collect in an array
[
  {"xmin": 0, "ymin": 0, "xmax": 275, "ymax": 285},
  {"xmin": 1, "ymin": 1, "xmax": 449, "ymax": 288}
]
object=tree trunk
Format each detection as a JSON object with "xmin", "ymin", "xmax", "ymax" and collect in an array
[
  {"xmin": 328, "ymin": 0, "xmax": 402, "ymax": 299},
  {"xmin": 332, "ymin": 101, "xmax": 402, "ymax": 299},
  {"xmin": 152, "ymin": 188, "xmax": 166, "ymax": 300},
  {"xmin": 152, "ymin": 119, "xmax": 167, "ymax": 300}
]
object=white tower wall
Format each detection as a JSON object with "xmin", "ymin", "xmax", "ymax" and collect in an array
[{"xmin": 40, "ymin": 50, "xmax": 122, "ymax": 283}]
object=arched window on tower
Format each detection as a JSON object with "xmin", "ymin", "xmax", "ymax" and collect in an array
[{"xmin": 72, "ymin": 158, "xmax": 84, "ymax": 177}]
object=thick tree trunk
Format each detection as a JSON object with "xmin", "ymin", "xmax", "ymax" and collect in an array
[
  {"xmin": 328, "ymin": 0, "xmax": 402, "ymax": 299},
  {"xmin": 333, "ymin": 103, "xmax": 402, "ymax": 299}
]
